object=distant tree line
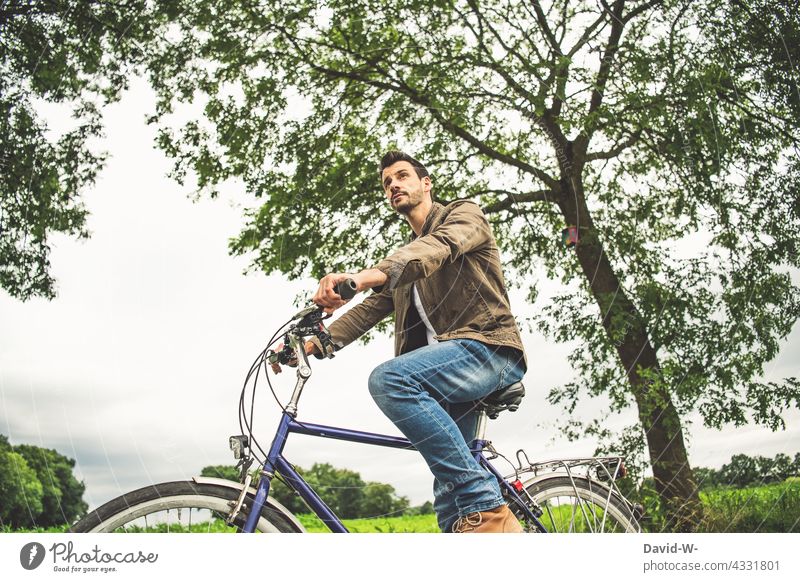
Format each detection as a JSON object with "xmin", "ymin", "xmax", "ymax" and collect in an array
[
  {"xmin": 201, "ymin": 462, "xmax": 433, "ymax": 519},
  {"xmin": 693, "ymin": 452, "xmax": 800, "ymax": 489},
  {"xmin": 0, "ymin": 435, "xmax": 87, "ymax": 529}
]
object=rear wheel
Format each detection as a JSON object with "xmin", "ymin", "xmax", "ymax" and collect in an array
[
  {"xmin": 70, "ymin": 481, "xmax": 302, "ymax": 533},
  {"xmin": 513, "ymin": 475, "xmax": 640, "ymax": 533}
]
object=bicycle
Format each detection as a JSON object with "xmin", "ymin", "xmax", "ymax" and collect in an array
[{"xmin": 71, "ymin": 279, "xmax": 643, "ymax": 533}]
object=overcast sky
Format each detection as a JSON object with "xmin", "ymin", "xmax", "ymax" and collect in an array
[{"xmin": 1, "ymin": 77, "xmax": 798, "ymax": 511}]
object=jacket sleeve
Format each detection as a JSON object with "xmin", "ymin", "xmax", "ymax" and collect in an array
[
  {"xmin": 372, "ymin": 202, "xmax": 491, "ymax": 291},
  {"xmin": 309, "ymin": 287, "xmax": 395, "ymax": 356}
]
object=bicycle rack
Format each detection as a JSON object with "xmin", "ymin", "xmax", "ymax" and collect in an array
[{"xmin": 508, "ymin": 450, "xmax": 642, "ymax": 524}]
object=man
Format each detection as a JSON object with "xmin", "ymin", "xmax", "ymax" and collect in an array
[{"xmin": 288, "ymin": 151, "xmax": 527, "ymax": 532}]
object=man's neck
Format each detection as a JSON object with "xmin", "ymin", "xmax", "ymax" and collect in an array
[{"xmin": 406, "ymin": 198, "xmax": 434, "ymax": 236}]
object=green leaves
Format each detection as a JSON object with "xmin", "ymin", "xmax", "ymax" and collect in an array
[
  {"xmin": 0, "ymin": 0, "xmax": 161, "ymax": 300},
  {"xmin": 0, "ymin": 436, "xmax": 87, "ymax": 529},
  {"xmin": 0, "ymin": 448, "xmax": 43, "ymax": 529}
]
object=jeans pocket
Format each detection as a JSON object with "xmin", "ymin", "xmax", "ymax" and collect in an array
[{"xmin": 500, "ymin": 347, "xmax": 525, "ymax": 387}]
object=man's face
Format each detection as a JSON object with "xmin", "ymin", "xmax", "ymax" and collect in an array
[{"xmin": 381, "ymin": 161, "xmax": 430, "ymax": 215}]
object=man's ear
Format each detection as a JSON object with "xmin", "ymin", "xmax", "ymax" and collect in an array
[{"xmin": 423, "ymin": 175, "xmax": 433, "ymax": 197}]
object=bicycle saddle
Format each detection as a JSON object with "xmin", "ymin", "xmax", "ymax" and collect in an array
[{"xmin": 480, "ymin": 382, "xmax": 525, "ymax": 419}]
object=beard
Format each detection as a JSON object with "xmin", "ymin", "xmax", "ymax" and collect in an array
[{"xmin": 391, "ymin": 185, "xmax": 424, "ymax": 215}]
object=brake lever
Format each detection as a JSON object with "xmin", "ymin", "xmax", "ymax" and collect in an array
[{"xmin": 291, "ymin": 305, "xmax": 320, "ymax": 320}]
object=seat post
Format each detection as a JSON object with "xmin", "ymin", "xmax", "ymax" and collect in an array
[{"xmin": 475, "ymin": 409, "xmax": 489, "ymax": 441}]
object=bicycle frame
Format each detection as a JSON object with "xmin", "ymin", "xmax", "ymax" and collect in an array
[{"xmin": 241, "ymin": 410, "xmax": 547, "ymax": 533}]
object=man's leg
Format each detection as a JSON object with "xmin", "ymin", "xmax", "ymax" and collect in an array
[
  {"xmin": 367, "ymin": 339, "xmax": 524, "ymax": 531},
  {"xmin": 433, "ymin": 400, "xmax": 482, "ymax": 532}
]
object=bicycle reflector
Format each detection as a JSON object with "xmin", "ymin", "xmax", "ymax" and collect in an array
[
  {"xmin": 595, "ymin": 460, "xmax": 628, "ymax": 481},
  {"xmin": 229, "ymin": 435, "xmax": 249, "ymax": 459}
]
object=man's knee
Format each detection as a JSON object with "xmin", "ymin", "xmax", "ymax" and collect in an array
[
  {"xmin": 368, "ymin": 362, "xmax": 398, "ymax": 404},
  {"xmin": 368, "ymin": 360, "xmax": 415, "ymax": 405}
]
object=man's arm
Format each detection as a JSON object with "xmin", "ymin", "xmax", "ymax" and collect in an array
[
  {"xmin": 371, "ymin": 202, "xmax": 491, "ymax": 291},
  {"xmin": 308, "ymin": 287, "xmax": 394, "ymax": 357}
]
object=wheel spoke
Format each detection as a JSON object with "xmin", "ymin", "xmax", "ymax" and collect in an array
[
  {"xmin": 513, "ymin": 476, "xmax": 639, "ymax": 534},
  {"xmin": 545, "ymin": 503, "xmax": 558, "ymax": 532}
]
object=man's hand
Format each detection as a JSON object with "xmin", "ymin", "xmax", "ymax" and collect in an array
[
  {"xmin": 270, "ymin": 341, "xmax": 319, "ymax": 374},
  {"xmin": 313, "ymin": 269, "xmax": 388, "ymax": 314},
  {"xmin": 313, "ymin": 273, "xmax": 353, "ymax": 314}
]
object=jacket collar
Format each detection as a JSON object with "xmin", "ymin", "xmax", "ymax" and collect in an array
[{"xmin": 410, "ymin": 201, "xmax": 444, "ymax": 240}]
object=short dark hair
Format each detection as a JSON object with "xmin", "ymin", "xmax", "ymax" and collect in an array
[{"xmin": 379, "ymin": 150, "xmax": 430, "ymax": 181}]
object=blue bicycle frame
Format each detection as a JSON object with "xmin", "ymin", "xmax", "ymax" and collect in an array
[{"xmin": 242, "ymin": 410, "xmax": 547, "ymax": 533}]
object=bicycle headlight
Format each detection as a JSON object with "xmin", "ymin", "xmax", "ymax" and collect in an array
[{"xmin": 229, "ymin": 435, "xmax": 249, "ymax": 459}]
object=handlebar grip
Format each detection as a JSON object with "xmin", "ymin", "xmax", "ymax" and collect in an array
[{"xmin": 334, "ymin": 278, "xmax": 358, "ymax": 300}]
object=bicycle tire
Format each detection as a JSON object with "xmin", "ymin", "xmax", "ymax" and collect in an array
[
  {"xmin": 70, "ymin": 480, "xmax": 303, "ymax": 533},
  {"xmin": 512, "ymin": 475, "xmax": 640, "ymax": 533}
]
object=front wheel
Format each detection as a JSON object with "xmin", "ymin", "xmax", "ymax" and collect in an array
[
  {"xmin": 70, "ymin": 480, "xmax": 303, "ymax": 533},
  {"xmin": 512, "ymin": 475, "xmax": 641, "ymax": 533}
]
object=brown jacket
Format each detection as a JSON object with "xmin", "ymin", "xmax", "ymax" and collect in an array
[{"xmin": 322, "ymin": 200, "xmax": 526, "ymax": 365}]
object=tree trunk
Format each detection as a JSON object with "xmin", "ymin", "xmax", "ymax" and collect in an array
[{"xmin": 557, "ymin": 174, "xmax": 703, "ymax": 531}]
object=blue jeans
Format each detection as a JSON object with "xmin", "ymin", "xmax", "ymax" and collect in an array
[{"xmin": 367, "ymin": 339, "xmax": 526, "ymax": 532}]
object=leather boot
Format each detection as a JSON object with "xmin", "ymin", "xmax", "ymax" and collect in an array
[{"xmin": 451, "ymin": 504, "xmax": 523, "ymax": 533}]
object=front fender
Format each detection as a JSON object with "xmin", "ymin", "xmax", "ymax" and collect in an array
[{"xmin": 192, "ymin": 476, "xmax": 306, "ymax": 532}]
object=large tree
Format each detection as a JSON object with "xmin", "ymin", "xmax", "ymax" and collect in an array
[
  {"xmin": 0, "ymin": 0, "xmax": 163, "ymax": 300},
  {"xmin": 145, "ymin": 0, "xmax": 799, "ymax": 529}
]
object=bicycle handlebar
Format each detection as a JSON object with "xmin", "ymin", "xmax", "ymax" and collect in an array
[
  {"xmin": 269, "ymin": 277, "xmax": 358, "ymax": 367},
  {"xmin": 333, "ymin": 278, "xmax": 357, "ymax": 300}
]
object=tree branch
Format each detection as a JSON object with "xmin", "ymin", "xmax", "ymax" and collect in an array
[
  {"xmin": 567, "ymin": 10, "xmax": 610, "ymax": 58},
  {"xmin": 481, "ymin": 189, "xmax": 559, "ymax": 214},
  {"xmin": 420, "ymin": 97, "xmax": 561, "ymax": 190},
  {"xmin": 623, "ymin": 0, "xmax": 664, "ymax": 23},
  {"xmin": 531, "ymin": 0, "xmax": 563, "ymax": 55},
  {"xmin": 574, "ymin": 0, "xmax": 627, "ymax": 160},
  {"xmin": 458, "ymin": 4, "xmax": 570, "ymax": 153},
  {"xmin": 278, "ymin": 31, "xmax": 561, "ymax": 191},
  {"xmin": 586, "ymin": 130, "xmax": 642, "ymax": 161},
  {"xmin": 459, "ymin": 2, "xmax": 548, "ymax": 105}
]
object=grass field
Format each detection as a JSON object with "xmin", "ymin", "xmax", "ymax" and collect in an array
[
  {"xmin": 296, "ymin": 513, "xmax": 440, "ymax": 533},
  {"xmin": 5, "ymin": 479, "xmax": 798, "ymax": 533},
  {"xmin": 696, "ymin": 479, "xmax": 800, "ymax": 533}
]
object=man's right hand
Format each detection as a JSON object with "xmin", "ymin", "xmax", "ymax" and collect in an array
[
  {"xmin": 313, "ymin": 269, "xmax": 388, "ymax": 314},
  {"xmin": 270, "ymin": 340, "xmax": 320, "ymax": 374}
]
